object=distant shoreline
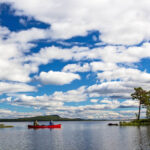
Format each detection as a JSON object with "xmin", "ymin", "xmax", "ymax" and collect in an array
[
  {"xmin": 0, "ymin": 120, "xmax": 127, "ymax": 122},
  {"xmin": 0, "ymin": 115, "xmax": 130, "ymax": 122}
]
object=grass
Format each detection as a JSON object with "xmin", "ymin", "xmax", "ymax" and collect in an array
[
  {"xmin": 120, "ymin": 119, "xmax": 150, "ymax": 126},
  {"xmin": 0, "ymin": 124, "xmax": 14, "ymax": 128}
]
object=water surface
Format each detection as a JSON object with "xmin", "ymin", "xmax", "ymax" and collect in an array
[{"xmin": 0, "ymin": 121, "xmax": 150, "ymax": 150}]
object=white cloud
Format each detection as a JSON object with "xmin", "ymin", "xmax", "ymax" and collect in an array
[
  {"xmin": 13, "ymin": 94, "xmax": 64, "ymax": 109},
  {"xmin": 26, "ymin": 43, "xmax": 150, "ymax": 69},
  {"xmin": 100, "ymin": 43, "xmax": 150, "ymax": 63},
  {"xmin": 0, "ymin": 105, "xmax": 143, "ymax": 119},
  {"xmin": 0, "ymin": 109, "xmax": 44, "ymax": 119},
  {"xmin": 120, "ymin": 99, "xmax": 139, "ymax": 108},
  {"xmin": 3, "ymin": 86, "xmax": 139, "ymax": 111},
  {"xmin": 100, "ymin": 99, "xmax": 112, "ymax": 104},
  {"xmin": 0, "ymin": 26, "xmax": 10, "ymax": 38},
  {"xmin": 38, "ymin": 70, "xmax": 80, "ymax": 85},
  {"xmin": 62, "ymin": 63, "xmax": 90, "ymax": 72},
  {"xmin": 45, "ymin": 102, "xmax": 136, "ymax": 119},
  {"xmin": 2, "ymin": 0, "xmax": 150, "ymax": 45},
  {"xmin": 9, "ymin": 27, "xmax": 50, "ymax": 43},
  {"xmin": 6, "ymin": 86, "xmax": 87, "ymax": 109},
  {"xmin": 87, "ymin": 66, "xmax": 150, "ymax": 99},
  {"xmin": 52, "ymin": 86, "xmax": 87, "ymax": 102},
  {"xmin": 90, "ymin": 99, "xmax": 99, "ymax": 103},
  {"xmin": 26, "ymin": 46, "xmax": 101, "ymax": 66},
  {"xmin": 1, "ymin": 1, "xmax": 150, "ymax": 119},
  {"xmin": 0, "ymin": 82, "xmax": 36, "ymax": 95},
  {"xmin": 1, "ymin": 88, "xmax": 142, "ymax": 119},
  {"xmin": 0, "ymin": 109, "xmax": 16, "ymax": 118},
  {"xmin": 97, "ymin": 68, "xmax": 150, "ymax": 83},
  {"xmin": 88, "ymin": 76, "xmax": 150, "ymax": 100},
  {"xmin": 0, "ymin": 26, "xmax": 44, "ymax": 82},
  {"xmin": 90, "ymin": 62, "xmax": 118, "ymax": 72},
  {"xmin": 62, "ymin": 62, "xmax": 118, "ymax": 73},
  {"xmin": 0, "ymin": 108, "xmax": 130, "ymax": 119},
  {"xmin": 88, "ymin": 81, "xmax": 132, "ymax": 99}
]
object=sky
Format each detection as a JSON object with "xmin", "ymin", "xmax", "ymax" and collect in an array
[{"xmin": 0, "ymin": 0, "xmax": 150, "ymax": 119}]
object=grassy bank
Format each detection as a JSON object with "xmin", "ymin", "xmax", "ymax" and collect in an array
[
  {"xmin": 120, "ymin": 119, "xmax": 150, "ymax": 126},
  {"xmin": 0, "ymin": 124, "xmax": 14, "ymax": 128}
]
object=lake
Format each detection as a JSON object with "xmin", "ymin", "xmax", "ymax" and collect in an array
[{"xmin": 0, "ymin": 121, "xmax": 150, "ymax": 150}]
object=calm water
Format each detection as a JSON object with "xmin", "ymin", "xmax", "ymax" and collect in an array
[{"xmin": 0, "ymin": 121, "xmax": 150, "ymax": 150}]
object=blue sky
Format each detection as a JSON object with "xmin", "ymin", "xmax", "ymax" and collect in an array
[{"xmin": 0, "ymin": 0, "xmax": 150, "ymax": 119}]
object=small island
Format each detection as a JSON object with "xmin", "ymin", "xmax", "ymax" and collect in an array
[{"xmin": 0, "ymin": 124, "xmax": 14, "ymax": 128}]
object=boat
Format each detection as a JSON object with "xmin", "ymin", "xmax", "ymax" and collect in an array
[
  {"xmin": 28, "ymin": 124, "xmax": 61, "ymax": 129},
  {"xmin": 108, "ymin": 123, "xmax": 118, "ymax": 126}
]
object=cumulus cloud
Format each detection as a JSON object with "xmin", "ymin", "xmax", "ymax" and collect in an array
[
  {"xmin": 38, "ymin": 70, "xmax": 80, "ymax": 85},
  {"xmin": 88, "ymin": 81, "xmax": 132, "ymax": 99},
  {"xmin": 12, "ymin": 94, "xmax": 64, "ymax": 109},
  {"xmin": 90, "ymin": 62, "xmax": 118, "ymax": 72},
  {"xmin": 100, "ymin": 99, "xmax": 112, "ymax": 104},
  {"xmin": 4, "ymin": 86, "xmax": 87, "ymax": 109},
  {"xmin": 0, "ymin": 108, "xmax": 131, "ymax": 119},
  {"xmin": 0, "ymin": 82, "xmax": 36, "ymax": 95},
  {"xmin": 90, "ymin": 99, "xmax": 99, "ymax": 103},
  {"xmin": 62, "ymin": 63, "xmax": 90, "ymax": 73},
  {"xmin": 120, "ymin": 99, "xmax": 139, "ymax": 108},
  {"xmin": 0, "ymin": 32, "xmax": 149, "ymax": 118},
  {"xmin": 91, "ymin": 67, "xmax": 150, "ymax": 99},
  {"xmin": 97, "ymin": 68, "xmax": 150, "ymax": 83},
  {"xmin": 0, "ymin": 105, "xmax": 143, "ymax": 119},
  {"xmin": 25, "ymin": 46, "xmax": 100, "ymax": 66},
  {"xmin": 0, "ymin": 26, "xmax": 46, "ymax": 82},
  {"xmin": 8, "ymin": 27, "xmax": 50, "ymax": 43},
  {"xmin": 2, "ymin": 0, "xmax": 150, "ymax": 45},
  {"xmin": 0, "ymin": 26, "xmax": 10, "ymax": 38},
  {"xmin": 62, "ymin": 62, "xmax": 118, "ymax": 73},
  {"xmin": 26, "ymin": 43, "xmax": 150, "ymax": 69},
  {"xmin": 1, "ymin": 0, "xmax": 150, "ymax": 119},
  {"xmin": 3, "ymin": 86, "xmax": 139, "ymax": 110},
  {"xmin": 0, "ymin": 109, "xmax": 16, "ymax": 118},
  {"xmin": 88, "ymin": 76, "xmax": 150, "ymax": 99},
  {"xmin": 0, "ymin": 109, "xmax": 44, "ymax": 119},
  {"xmin": 45, "ymin": 99, "xmax": 140, "ymax": 119},
  {"xmin": 52, "ymin": 86, "xmax": 87, "ymax": 102},
  {"xmin": 1, "ymin": 1, "xmax": 150, "ymax": 84},
  {"xmin": 1, "ymin": 86, "xmax": 142, "ymax": 119}
]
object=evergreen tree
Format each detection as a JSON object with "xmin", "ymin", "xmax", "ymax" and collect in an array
[{"xmin": 131, "ymin": 87, "xmax": 149, "ymax": 120}]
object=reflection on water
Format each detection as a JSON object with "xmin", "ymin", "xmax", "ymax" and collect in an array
[
  {"xmin": 0, "ymin": 121, "xmax": 150, "ymax": 150},
  {"xmin": 133, "ymin": 127, "xmax": 150, "ymax": 150}
]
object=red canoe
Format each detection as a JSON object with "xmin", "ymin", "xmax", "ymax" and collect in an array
[{"xmin": 28, "ymin": 124, "xmax": 61, "ymax": 129}]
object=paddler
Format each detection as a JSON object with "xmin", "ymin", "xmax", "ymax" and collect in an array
[
  {"xmin": 34, "ymin": 120, "xmax": 39, "ymax": 126},
  {"xmin": 49, "ymin": 120, "xmax": 53, "ymax": 125}
]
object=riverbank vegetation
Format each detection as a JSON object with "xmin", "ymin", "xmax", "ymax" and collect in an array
[
  {"xmin": 119, "ymin": 119, "xmax": 150, "ymax": 126},
  {"xmin": 0, "ymin": 124, "xmax": 14, "ymax": 128}
]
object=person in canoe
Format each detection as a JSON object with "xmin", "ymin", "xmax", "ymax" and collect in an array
[
  {"xmin": 34, "ymin": 120, "xmax": 39, "ymax": 126},
  {"xmin": 49, "ymin": 120, "xmax": 54, "ymax": 125}
]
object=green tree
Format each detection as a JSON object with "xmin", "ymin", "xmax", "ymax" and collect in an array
[{"xmin": 131, "ymin": 87, "xmax": 148, "ymax": 120}]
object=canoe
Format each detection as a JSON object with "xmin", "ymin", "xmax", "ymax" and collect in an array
[{"xmin": 28, "ymin": 124, "xmax": 61, "ymax": 129}]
